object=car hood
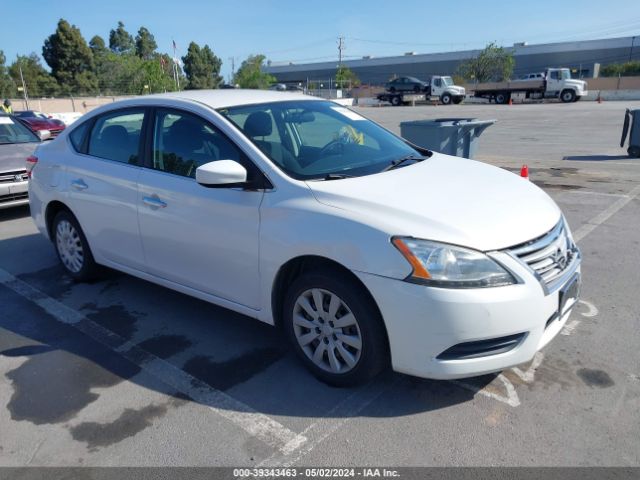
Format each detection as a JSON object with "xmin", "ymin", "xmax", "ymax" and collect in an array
[
  {"xmin": 0, "ymin": 142, "xmax": 39, "ymax": 173},
  {"xmin": 447, "ymin": 86, "xmax": 466, "ymax": 94},
  {"xmin": 305, "ymin": 153, "xmax": 561, "ymax": 252}
]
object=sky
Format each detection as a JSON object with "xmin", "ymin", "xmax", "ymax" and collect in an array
[{"xmin": 2, "ymin": 0, "xmax": 640, "ymax": 81}]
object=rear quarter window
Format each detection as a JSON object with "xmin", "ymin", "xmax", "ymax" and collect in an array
[{"xmin": 69, "ymin": 121, "xmax": 90, "ymax": 152}]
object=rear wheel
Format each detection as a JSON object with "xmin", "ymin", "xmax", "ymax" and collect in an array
[
  {"xmin": 52, "ymin": 210, "xmax": 99, "ymax": 281},
  {"xmin": 495, "ymin": 92, "xmax": 510, "ymax": 104},
  {"xmin": 561, "ymin": 89, "xmax": 576, "ymax": 103},
  {"xmin": 390, "ymin": 95, "xmax": 402, "ymax": 106},
  {"xmin": 283, "ymin": 270, "xmax": 388, "ymax": 387}
]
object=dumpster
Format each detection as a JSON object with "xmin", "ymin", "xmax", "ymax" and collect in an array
[
  {"xmin": 400, "ymin": 118, "xmax": 496, "ymax": 159},
  {"xmin": 620, "ymin": 109, "xmax": 640, "ymax": 158}
]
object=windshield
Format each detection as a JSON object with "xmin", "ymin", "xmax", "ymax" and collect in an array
[
  {"xmin": 0, "ymin": 116, "xmax": 40, "ymax": 144},
  {"xmin": 218, "ymin": 100, "xmax": 423, "ymax": 180},
  {"xmin": 561, "ymin": 69, "xmax": 571, "ymax": 80},
  {"xmin": 442, "ymin": 76, "xmax": 454, "ymax": 86}
]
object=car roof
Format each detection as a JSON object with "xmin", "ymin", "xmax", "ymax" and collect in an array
[{"xmin": 144, "ymin": 89, "xmax": 318, "ymax": 109}]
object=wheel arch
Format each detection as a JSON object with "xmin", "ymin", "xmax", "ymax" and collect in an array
[
  {"xmin": 271, "ymin": 255, "xmax": 387, "ymax": 340},
  {"xmin": 45, "ymin": 200, "xmax": 75, "ymax": 240}
]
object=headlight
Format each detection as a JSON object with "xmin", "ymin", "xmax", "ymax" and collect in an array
[{"xmin": 392, "ymin": 237, "xmax": 516, "ymax": 288}]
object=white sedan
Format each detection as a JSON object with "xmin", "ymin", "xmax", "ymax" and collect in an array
[{"xmin": 29, "ymin": 90, "xmax": 581, "ymax": 386}]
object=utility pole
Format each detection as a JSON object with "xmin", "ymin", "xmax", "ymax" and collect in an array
[
  {"xmin": 337, "ymin": 36, "xmax": 345, "ymax": 67},
  {"xmin": 18, "ymin": 65, "xmax": 29, "ymax": 110},
  {"xmin": 228, "ymin": 57, "xmax": 236, "ymax": 83},
  {"xmin": 630, "ymin": 36, "xmax": 636, "ymax": 63}
]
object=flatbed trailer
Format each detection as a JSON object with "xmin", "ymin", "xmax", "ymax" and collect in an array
[{"xmin": 472, "ymin": 68, "xmax": 588, "ymax": 104}]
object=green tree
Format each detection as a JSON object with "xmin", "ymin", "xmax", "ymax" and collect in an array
[
  {"xmin": 601, "ymin": 61, "xmax": 640, "ymax": 77},
  {"xmin": 232, "ymin": 54, "xmax": 275, "ymax": 89},
  {"xmin": 135, "ymin": 27, "xmax": 157, "ymax": 60},
  {"xmin": 9, "ymin": 53, "xmax": 60, "ymax": 97},
  {"xmin": 0, "ymin": 50, "xmax": 17, "ymax": 98},
  {"xmin": 89, "ymin": 35, "xmax": 108, "ymax": 56},
  {"xmin": 181, "ymin": 42, "xmax": 223, "ymax": 89},
  {"xmin": 42, "ymin": 19, "xmax": 98, "ymax": 95},
  {"xmin": 109, "ymin": 21, "xmax": 134, "ymax": 54},
  {"xmin": 335, "ymin": 65, "xmax": 360, "ymax": 89},
  {"xmin": 456, "ymin": 42, "xmax": 514, "ymax": 82}
]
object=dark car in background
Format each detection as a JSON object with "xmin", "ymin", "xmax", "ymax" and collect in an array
[
  {"xmin": 0, "ymin": 114, "xmax": 42, "ymax": 209},
  {"xmin": 14, "ymin": 110, "xmax": 66, "ymax": 138},
  {"xmin": 385, "ymin": 76, "xmax": 429, "ymax": 93}
]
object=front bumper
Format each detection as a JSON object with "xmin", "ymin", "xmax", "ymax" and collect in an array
[
  {"xmin": 356, "ymin": 250, "xmax": 580, "ymax": 380},
  {"xmin": 0, "ymin": 179, "xmax": 29, "ymax": 209}
]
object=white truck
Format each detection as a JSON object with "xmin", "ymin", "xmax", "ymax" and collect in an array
[
  {"xmin": 472, "ymin": 68, "xmax": 588, "ymax": 104},
  {"xmin": 378, "ymin": 75, "xmax": 466, "ymax": 106}
]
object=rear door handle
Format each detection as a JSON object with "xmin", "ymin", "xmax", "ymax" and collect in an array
[
  {"xmin": 71, "ymin": 179, "xmax": 88, "ymax": 191},
  {"xmin": 142, "ymin": 195, "xmax": 167, "ymax": 209}
]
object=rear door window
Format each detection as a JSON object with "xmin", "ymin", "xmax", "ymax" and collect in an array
[{"xmin": 87, "ymin": 110, "xmax": 145, "ymax": 164}]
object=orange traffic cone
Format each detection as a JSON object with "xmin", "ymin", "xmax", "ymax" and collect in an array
[{"xmin": 520, "ymin": 165, "xmax": 529, "ymax": 180}]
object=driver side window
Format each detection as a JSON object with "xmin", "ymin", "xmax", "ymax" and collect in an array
[{"xmin": 152, "ymin": 109, "xmax": 242, "ymax": 178}]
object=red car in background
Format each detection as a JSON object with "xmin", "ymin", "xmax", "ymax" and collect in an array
[{"xmin": 14, "ymin": 110, "xmax": 66, "ymax": 138}]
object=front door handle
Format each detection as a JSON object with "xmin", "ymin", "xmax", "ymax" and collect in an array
[
  {"xmin": 142, "ymin": 195, "xmax": 167, "ymax": 209},
  {"xmin": 71, "ymin": 179, "xmax": 88, "ymax": 191}
]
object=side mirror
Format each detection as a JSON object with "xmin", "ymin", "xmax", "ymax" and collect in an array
[
  {"xmin": 196, "ymin": 160, "xmax": 247, "ymax": 187},
  {"xmin": 38, "ymin": 129, "xmax": 51, "ymax": 141}
]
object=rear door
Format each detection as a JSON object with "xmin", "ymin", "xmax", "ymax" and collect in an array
[
  {"xmin": 66, "ymin": 108, "xmax": 146, "ymax": 271},
  {"xmin": 136, "ymin": 107, "xmax": 263, "ymax": 309}
]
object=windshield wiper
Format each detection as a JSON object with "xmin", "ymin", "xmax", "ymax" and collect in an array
[
  {"xmin": 382, "ymin": 154, "xmax": 426, "ymax": 172},
  {"xmin": 320, "ymin": 173, "xmax": 355, "ymax": 180}
]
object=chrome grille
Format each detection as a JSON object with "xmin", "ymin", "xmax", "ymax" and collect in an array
[
  {"xmin": 0, "ymin": 169, "xmax": 28, "ymax": 183},
  {"xmin": 508, "ymin": 220, "xmax": 576, "ymax": 285}
]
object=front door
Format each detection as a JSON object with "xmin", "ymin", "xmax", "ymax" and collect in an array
[{"xmin": 136, "ymin": 108, "xmax": 263, "ymax": 309}]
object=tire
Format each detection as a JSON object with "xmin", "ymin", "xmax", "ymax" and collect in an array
[
  {"xmin": 453, "ymin": 97, "xmax": 463, "ymax": 104},
  {"xmin": 441, "ymin": 93, "xmax": 452, "ymax": 105},
  {"xmin": 495, "ymin": 92, "xmax": 510, "ymax": 104},
  {"xmin": 628, "ymin": 146, "xmax": 640, "ymax": 158},
  {"xmin": 390, "ymin": 95, "xmax": 401, "ymax": 106},
  {"xmin": 389, "ymin": 86, "xmax": 396, "ymax": 93},
  {"xmin": 283, "ymin": 269, "xmax": 388, "ymax": 387},
  {"xmin": 52, "ymin": 210, "xmax": 99, "ymax": 281},
  {"xmin": 561, "ymin": 89, "xmax": 576, "ymax": 103},
  {"xmin": 413, "ymin": 85, "xmax": 420, "ymax": 93}
]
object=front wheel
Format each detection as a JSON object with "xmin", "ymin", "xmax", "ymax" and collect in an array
[
  {"xmin": 283, "ymin": 270, "xmax": 388, "ymax": 387},
  {"xmin": 441, "ymin": 93, "xmax": 452, "ymax": 105},
  {"xmin": 561, "ymin": 89, "xmax": 576, "ymax": 103},
  {"xmin": 52, "ymin": 210, "xmax": 99, "ymax": 281}
]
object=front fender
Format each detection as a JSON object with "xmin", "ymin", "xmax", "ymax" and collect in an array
[{"xmin": 256, "ymin": 189, "xmax": 411, "ymax": 323}]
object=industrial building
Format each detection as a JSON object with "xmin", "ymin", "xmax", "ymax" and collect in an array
[{"xmin": 263, "ymin": 35, "xmax": 639, "ymax": 85}]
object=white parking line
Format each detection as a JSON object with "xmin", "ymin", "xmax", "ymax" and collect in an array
[
  {"xmin": 572, "ymin": 184, "xmax": 640, "ymax": 243},
  {"xmin": 0, "ymin": 267, "xmax": 306, "ymax": 455},
  {"xmin": 258, "ymin": 377, "xmax": 397, "ymax": 467}
]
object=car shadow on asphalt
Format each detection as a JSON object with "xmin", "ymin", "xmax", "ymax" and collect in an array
[
  {"xmin": 562, "ymin": 155, "xmax": 631, "ymax": 161},
  {"xmin": 0, "ymin": 205, "xmax": 31, "ymax": 221},
  {"xmin": 0, "ymin": 261, "xmax": 492, "ymax": 427}
]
